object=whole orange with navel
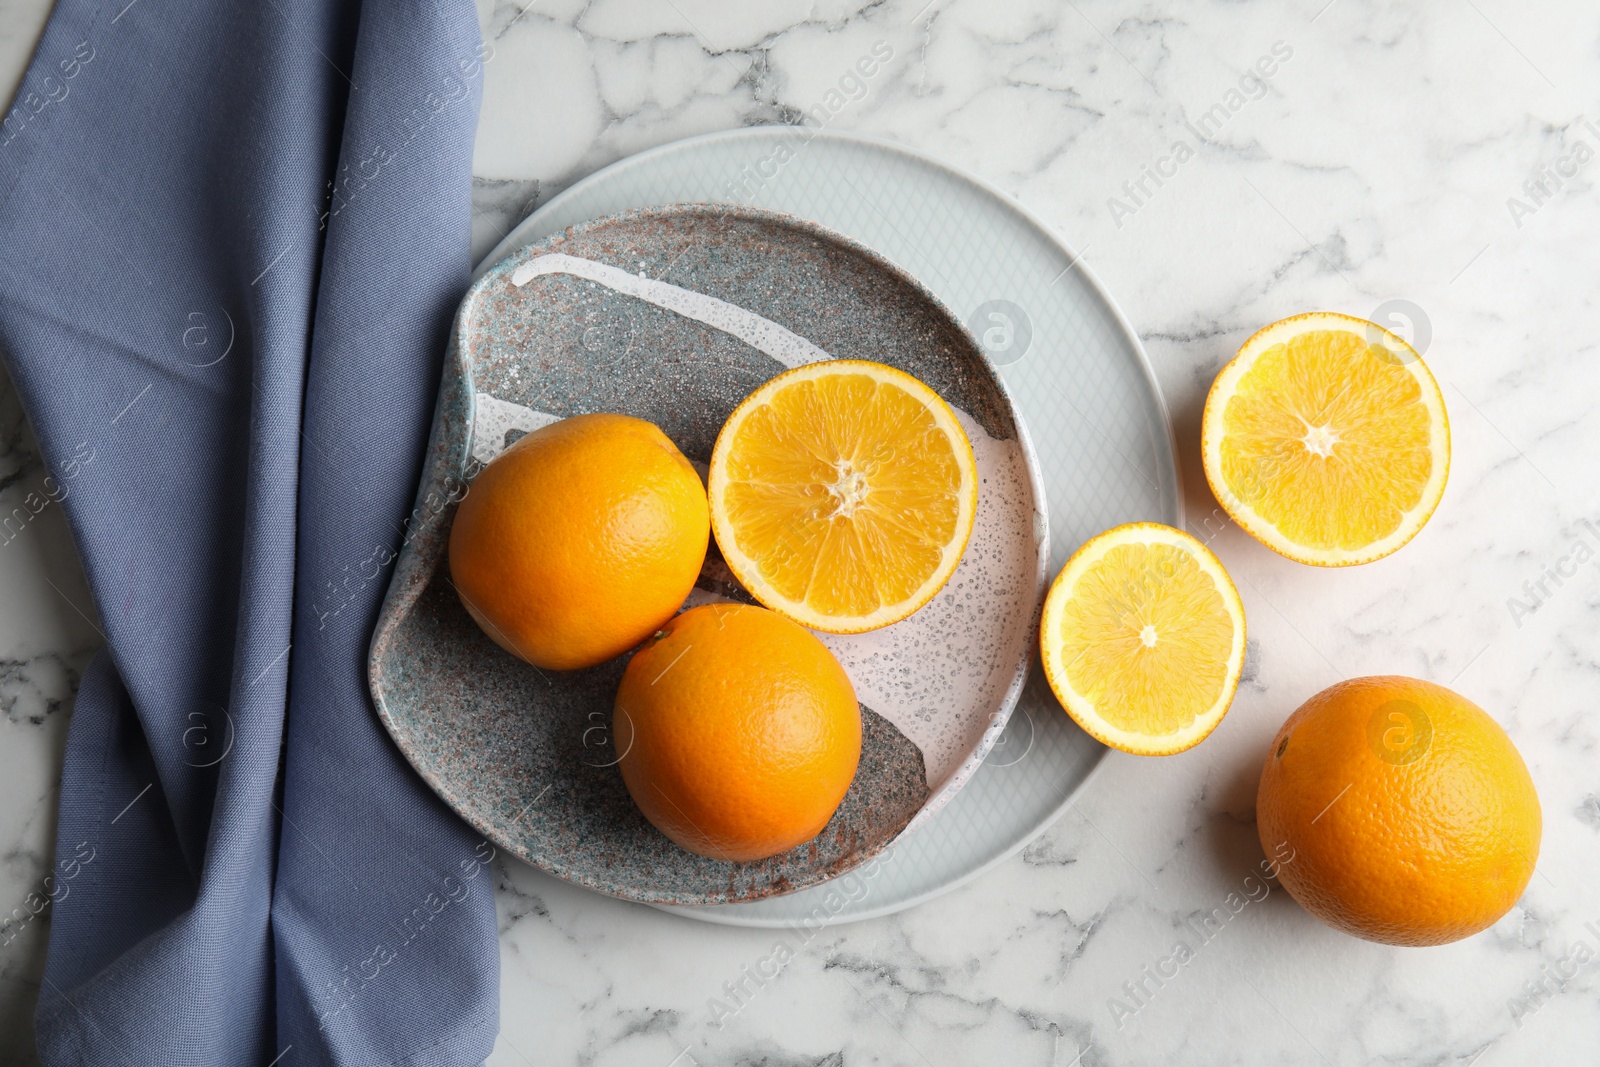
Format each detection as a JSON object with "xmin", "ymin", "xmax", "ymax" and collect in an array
[
  {"xmin": 614, "ymin": 603, "xmax": 861, "ymax": 862},
  {"xmin": 1256, "ymin": 676, "xmax": 1540, "ymax": 946},
  {"xmin": 447, "ymin": 413, "xmax": 709, "ymax": 671}
]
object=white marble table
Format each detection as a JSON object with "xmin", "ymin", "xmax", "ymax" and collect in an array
[{"xmin": 5, "ymin": 1, "xmax": 1600, "ymax": 1063}]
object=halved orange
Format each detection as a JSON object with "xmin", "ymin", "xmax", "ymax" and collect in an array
[
  {"xmin": 1201, "ymin": 312, "xmax": 1450, "ymax": 566},
  {"xmin": 707, "ymin": 360, "xmax": 978, "ymax": 634},
  {"xmin": 1040, "ymin": 523, "xmax": 1246, "ymax": 756}
]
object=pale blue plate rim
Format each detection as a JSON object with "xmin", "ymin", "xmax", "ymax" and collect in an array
[{"xmin": 478, "ymin": 127, "xmax": 1184, "ymax": 926}]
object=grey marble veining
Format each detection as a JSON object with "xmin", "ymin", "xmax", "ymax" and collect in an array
[
  {"xmin": 0, "ymin": 365, "xmax": 100, "ymax": 1067},
  {"xmin": 3, "ymin": 0, "xmax": 1600, "ymax": 1063}
]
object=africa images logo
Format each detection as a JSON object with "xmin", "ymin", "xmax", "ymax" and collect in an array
[
  {"xmin": 1106, "ymin": 841, "xmax": 1297, "ymax": 1030},
  {"xmin": 1504, "ymin": 119, "xmax": 1599, "ymax": 229},
  {"xmin": 1106, "ymin": 41, "xmax": 1294, "ymax": 229},
  {"xmin": 1505, "ymin": 517, "xmax": 1600, "ymax": 628}
]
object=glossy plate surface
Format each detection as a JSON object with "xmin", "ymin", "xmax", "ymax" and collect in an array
[
  {"xmin": 371, "ymin": 201, "xmax": 1047, "ymax": 905},
  {"xmin": 470, "ymin": 129, "xmax": 1182, "ymax": 924}
]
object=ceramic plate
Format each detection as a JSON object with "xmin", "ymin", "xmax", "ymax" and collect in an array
[
  {"xmin": 473, "ymin": 129, "xmax": 1183, "ymax": 925},
  {"xmin": 370, "ymin": 203, "xmax": 1047, "ymax": 906}
]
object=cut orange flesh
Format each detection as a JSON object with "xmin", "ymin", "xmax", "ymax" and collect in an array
[
  {"xmin": 707, "ymin": 360, "xmax": 978, "ymax": 634},
  {"xmin": 1201, "ymin": 312, "xmax": 1450, "ymax": 566},
  {"xmin": 1040, "ymin": 523, "xmax": 1246, "ymax": 756}
]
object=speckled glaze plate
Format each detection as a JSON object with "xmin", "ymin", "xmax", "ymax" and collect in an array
[
  {"xmin": 370, "ymin": 202, "xmax": 1048, "ymax": 906},
  {"xmin": 469, "ymin": 129, "xmax": 1183, "ymax": 925}
]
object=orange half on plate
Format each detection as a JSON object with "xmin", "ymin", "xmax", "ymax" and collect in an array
[
  {"xmin": 707, "ymin": 360, "xmax": 978, "ymax": 634},
  {"xmin": 1040, "ymin": 523, "xmax": 1246, "ymax": 756},
  {"xmin": 1201, "ymin": 312, "xmax": 1450, "ymax": 566}
]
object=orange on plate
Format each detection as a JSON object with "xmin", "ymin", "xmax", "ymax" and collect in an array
[
  {"xmin": 707, "ymin": 359, "xmax": 977, "ymax": 634},
  {"xmin": 447, "ymin": 413, "xmax": 708, "ymax": 671},
  {"xmin": 1256, "ymin": 676, "xmax": 1541, "ymax": 946},
  {"xmin": 1039, "ymin": 523, "xmax": 1246, "ymax": 756},
  {"xmin": 614, "ymin": 603, "xmax": 862, "ymax": 862},
  {"xmin": 1201, "ymin": 312, "xmax": 1449, "ymax": 566}
]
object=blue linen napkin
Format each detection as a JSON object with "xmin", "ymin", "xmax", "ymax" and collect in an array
[{"xmin": 0, "ymin": 1, "xmax": 500, "ymax": 1062}]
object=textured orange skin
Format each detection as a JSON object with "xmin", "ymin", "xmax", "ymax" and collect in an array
[
  {"xmin": 447, "ymin": 414, "xmax": 709, "ymax": 671},
  {"xmin": 1257, "ymin": 676, "xmax": 1541, "ymax": 947},
  {"xmin": 615, "ymin": 604, "xmax": 862, "ymax": 862}
]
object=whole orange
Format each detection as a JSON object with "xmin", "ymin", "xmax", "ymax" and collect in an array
[
  {"xmin": 614, "ymin": 603, "xmax": 862, "ymax": 862},
  {"xmin": 1257, "ymin": 676, "xmax": 1541, "ymax": 946},
  {"xmin": 447, "ymin": 413, "xmax": 709, "ymax": 671}
]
